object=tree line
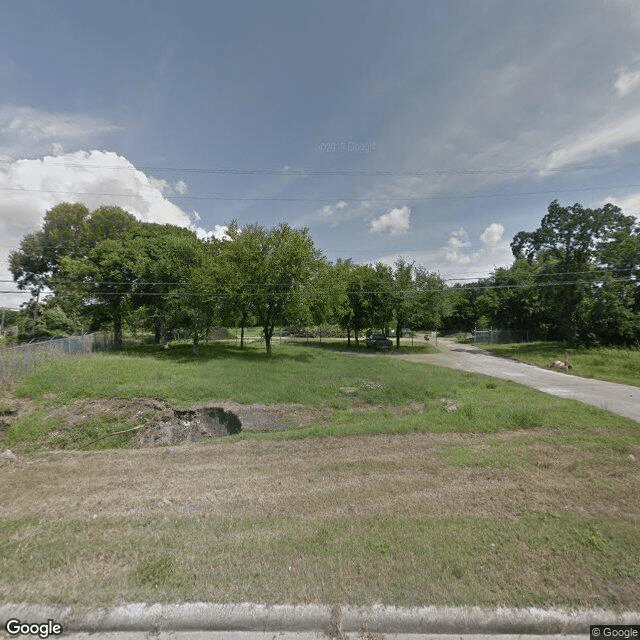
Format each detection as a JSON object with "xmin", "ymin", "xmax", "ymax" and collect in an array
[
  {"xmin": 6, "ymin": 202, "xmax": 447, "ymax": 354},
  {"xmin": 443, "ymin": 200, "xmax": 640, "ymax": 345},
  {"xmin": 6, "ymin": 199, "xmax": 640, "ymax": 352}
]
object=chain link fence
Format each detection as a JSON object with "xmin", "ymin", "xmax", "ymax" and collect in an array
[
  {"xmin": 0, "ymin": 332, "xmax": 112, "ymax": 381},
  {"xmin": 473, "ymin": 329, "xmax": 532, "ymax": 344}
]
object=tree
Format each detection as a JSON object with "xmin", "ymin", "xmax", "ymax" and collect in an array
[
  {"xmin": 343, "ymin": 263, "xmax": 375, "ymax": 345},
  {"xmin": 411, "ymin": 267, "xmax": 448, "ymax": 332},
  {"xmin": 225, "ymin": 222, "xmax": 321, "ymax": 356},
  {"xmin": 123, "ymin": 223, "xmax": 204, "ymax": 345},
  {"xmin": 9, "ymin": 203, "xmax": 141, "ymax": 342},
  {"xmin": 390, "ymin": 258, "xmax": 414, "ymax": 348},
  {"xmin": 511, "ymin": 200, "xmax": 638, "ymax": 343},
  {"xmin": 475, "ymin": 259, "xmax": 544, "ymax": 336},
  {"xmin": 57, "ymin": 237, "xmax": 138, "ymax": 346},
  {"xmin": 306, "ymin": 258, "xmax": 347, "ymax": 338},
  {"xmin": 217, "ymin": 221, "xmax": 259, "ymax": 347},
  {"xmin": 166, "ymin": 239, "xmax": 222, "ymax": 353},
  {"xmin": 365, "ymin": 262, "xmax": 395, "ymax": 336}
]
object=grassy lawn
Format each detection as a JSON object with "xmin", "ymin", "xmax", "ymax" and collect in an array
[
  {"xmin": 0, "ymin": 341, "xmax": 638, "ymax": 609},
  {"xmin": 478, "ymin": 342, "xmax": 640, "ymax": 387}
]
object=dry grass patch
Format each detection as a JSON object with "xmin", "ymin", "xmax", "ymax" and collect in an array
[
  {"xmin": 1, "ymin": 433, "xmax": 637, "ymax": 521},
  {"xmin": 1, "ymin": 432, "xmax": 638, "ymax": 608}
]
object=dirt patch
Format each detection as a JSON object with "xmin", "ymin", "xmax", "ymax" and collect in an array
[
  {"xmin": 210, "ymin": 401, "xmax": 332, "ymax": 433},
  {"xmin": 135, "ymin": 406, "xmax": 242, "ymax": 447},
  {"xmin": 1, "ymin": 395, "xmax": 335, "ymax": 450}
]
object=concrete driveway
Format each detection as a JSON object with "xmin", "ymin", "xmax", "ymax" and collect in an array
[{"xmin": 396, "ymin": 339, "xmax": 639, "ymax": 423}]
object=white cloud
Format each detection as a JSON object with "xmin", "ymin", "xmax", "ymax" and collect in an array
[
  {"xmin": 148, "ymin": 176, "xmax": 171, "ymax": 194},
  {"xmin": 213, "ymin": 225, "xmax": 230, "ymax": 240},
  {"xmin": 600, "ymin": 192, "xmax": 640, "ymax": 219},
  {"xmin": 441, "ymin": 224, "xmax": 510, "ymax": 269},
  {"xmin": 196, "ymin": 224, "xmax": 230, "ymax": 241},
  {"xmin": 479, "ymin": 223, "xmax": 504, "ymax": 247},
  {"xmin": 540, "ymin": 111, "xmax": 640, "ymax": 172},
  {"xmin": 175, "ymin": 179, "xmax": 188, "ymax": 195},
  {"xmin": 319, "ymin": 200, "xmax": 348, "ymax": 218},
  {"xmin": 369, "ymin": 206, "xmax": 411, "ymax": 236},
  {"xmin": 0, "ymin": 105, "xmax": 120, "ymax": 159},
  {"xmin": 0, "ymin": 150, "xmax": 223, "ymax": 308},
  {"xmin": 614, "ymin": 66, "xmax": 640, "ymax": 97},
  {"xmin": 445, "ymin": 227, "xmax": 477, "ymax": 265}
]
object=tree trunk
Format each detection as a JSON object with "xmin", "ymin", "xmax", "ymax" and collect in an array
[
  {"xmin": 113, "ymin": 312, "xmax": 123, "ymax": 347},
  {"xmin": 240, "ymin": 310, "xmax": 247, "ymax": 348},
  {"xmin": 347, "ymin": 326, "xmax": 351, "ymax": 346},
  {"xmin": 154, "ymin": 317, "xmax": 167, "ymax": 345},
  {"xmin": 192, "ymin": 331, "xmax": 199, "ymax": 355},
  {"xmin": 396, "ymin": 320, "xmax": 402, "ymax": 349},
  {"xmin": 264, "ymin": 324, "xmax": 274, "ymax": 356}
]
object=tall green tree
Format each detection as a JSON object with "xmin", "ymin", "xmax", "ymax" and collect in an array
[
  {"xmin": 390, "ymin": 258, "xmax": 414, "ymax": 348},
  {"xmin": 411, "ymin": 267, "xmax": 448, "ymax": 332},
  {"xmin": 9, "ymin": 203, "xmax": 140, "ymax": 340},
  {"xmin": 217, "ymin": 221, "xmax": 260, "ymax": 347},
  {"xmin": 124, "ymin": 223, "xmax": 204, "ymax": 345},
  {"xmin": 343, "ymin": 263, "xmax": 376, "ymax": 345},
  {"xmin": 166, "ymin": 238, "xmax": 222, "ymax": 353},
  {"xmin": 365, "ymin": 263, "xmax": 395, "ymax": 336},
  {"xmin": 511, "ymin": 200, "xmax": 638, "ymax": 343},
  {"xmin": 225, "ymin": 222, "xmax": 321, "ymax": 356},
  {"xmin": 306, "ymin": 258, "xmax": 347, "ymax": 338}
]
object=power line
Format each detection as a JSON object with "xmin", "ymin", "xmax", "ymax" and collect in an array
[
  {"xmin": 1, "ymin": 276, "xmax": 636, "ymax": 298},
  {"xmin": 4, "ymin": 159, "xmax": 640, "ymax": 176},
  {"xmin": 1, "ymin": 267, "xmax": 634, "ymax": 287},
  {"xmin": 2, "ymin": 182, "xmax": 640, "ymax": 203}
]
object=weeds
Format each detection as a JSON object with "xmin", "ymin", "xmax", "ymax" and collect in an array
[{"xmin": 481, "ymin": 342, "xmax": 640, "ymax": 387}]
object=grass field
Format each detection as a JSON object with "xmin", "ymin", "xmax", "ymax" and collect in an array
[
  {"xmin": 478, "ymin": 341, "xmax": 640, "ymax": 387},
  {"xmin": 0, "ymin": 340, "xmax": 638, "ymax": 609}
]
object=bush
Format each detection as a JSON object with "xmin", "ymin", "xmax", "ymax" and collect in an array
[
  {"xmin": 209, "ymin": 327, "xmax": 235, "ymax": 340},
  {"xmin": 281, "ymin": 325, "xmax": 347, "ymax": 338}
]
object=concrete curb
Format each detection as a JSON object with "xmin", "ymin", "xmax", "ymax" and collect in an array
[
  {"xmin": 0, "ymin": 603, "xmax": 332, "ymax": 633},
  {"xmin": 339, "ymin": 605, "xmax": 640, "ymax": 634},
  {"xmin": 1, "ymin": 603, "xmax": 639, "ymax": 635}
]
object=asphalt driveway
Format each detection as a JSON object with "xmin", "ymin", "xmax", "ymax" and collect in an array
[{"xmin": 397, "ymin": 339, "xmax": 639, "ymax": 423}]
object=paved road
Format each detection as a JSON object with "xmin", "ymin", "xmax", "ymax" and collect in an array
[{"xmin": 396, "ymin": 339, "xmax": 639, "ymax": 423}]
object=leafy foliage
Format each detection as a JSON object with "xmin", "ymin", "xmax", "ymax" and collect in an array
[{"xmin": 9, "ymin": 198, "xmax": 639, "ymax": 349}]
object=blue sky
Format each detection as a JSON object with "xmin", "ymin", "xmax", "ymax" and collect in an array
[{"xmin": 2, "ymin": 0, "xmax": 640, "ymax": 306}]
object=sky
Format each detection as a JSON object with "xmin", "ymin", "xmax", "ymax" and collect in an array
[{"xmin": 2, "ymin": 0, "xmax": 640, "ymax": 308}]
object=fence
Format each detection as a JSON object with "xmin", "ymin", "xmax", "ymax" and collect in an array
[
  {"xmin": 0, "ymin": 332, "xmax": 112, "ymax": 380},
  {"xmin": 473, "ymin": 329, "xmax": 532, "ymax": 345}
]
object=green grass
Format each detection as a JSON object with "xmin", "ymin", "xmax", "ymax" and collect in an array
[
  {"xmin": 480, "ymin": 341, "xmax": 640, "ymax": 387},
  {"xmin": 5, "ymin": 341, "xmax": 637, "ymax": 453},
  {"xmin": 12, "ymin": 341, "xmax": 434, "ymax": 408},
  {"xmin": 0, "ymin": 512, "xmax": 637, "ymax": 608},
  {"xmin": 1, "ymin": 340, "xmax": 638, "ymax": 609}
]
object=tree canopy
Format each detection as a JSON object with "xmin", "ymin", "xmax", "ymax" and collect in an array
[{"xmin": 9, "ymin": 199, "xmax": 639, "ymax": 350}]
